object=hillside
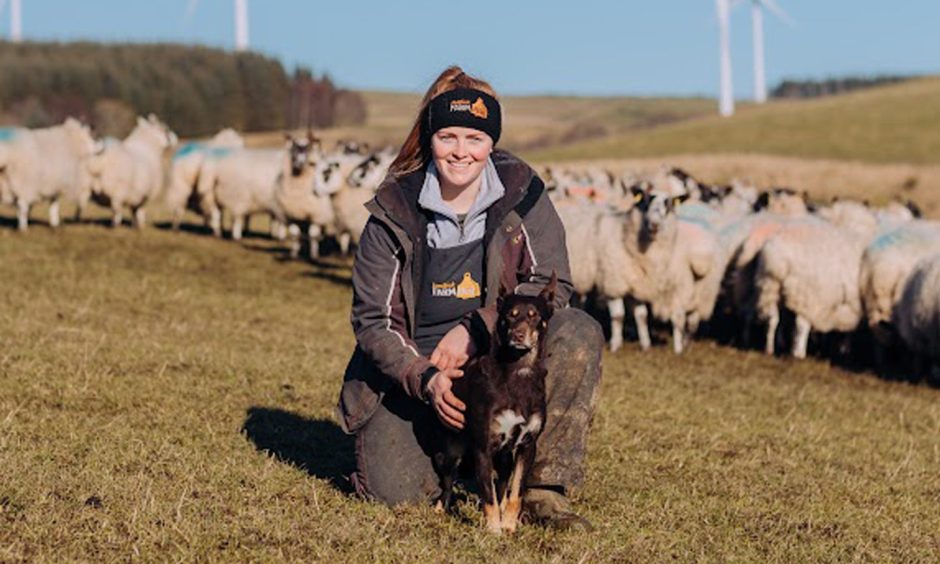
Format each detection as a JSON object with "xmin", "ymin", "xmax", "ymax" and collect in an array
[{"xmin": 528, "ymin": 76, "xmax": 940, "ymax": 165}]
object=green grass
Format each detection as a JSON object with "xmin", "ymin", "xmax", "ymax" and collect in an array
[
  {"xmin": 527, "ymin": 77, "xmax": 940, "ymax": 165},
  {"xmin": 3, "ymin": 219, "xmax": 940, "ymax": 561}
]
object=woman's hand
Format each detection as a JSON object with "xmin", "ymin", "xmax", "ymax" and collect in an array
[
  {"xmin": 430, "ymin": 324, "xmax": 476, "ymax": 371},
  {"xmin": 426, "ymin": 368, "xmax": 466, "ymax": 430}
]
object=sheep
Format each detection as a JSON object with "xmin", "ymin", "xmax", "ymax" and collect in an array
[
  {"xmin": 165, "ymin": 128, "xmax": 244, "ymax": 231},
  {"xmin": 0, "ymin": 118, "xmax": 96, "ymax": 231},
  {"xmin": 84, "ymin": 115, "xmax": 177, "ymax": 228},
  {"xmin": 197, "ymin": 145, "xmax": 287, "ymax": 241},
  {"xmin": 859, "ymin": 220, "xmax": 940, "ymax": 361},
  {"xmin": 598, "ymin": 187, "xmax": 723, "ymax": 354},
  {"xmin": 893, "ymin": 253, "xmax": 940, "ymax": 379},
  {"xmin": 314, "ymin": 151, "xmax": 377, "ymax": 255},
  {"xmin": 555, "ymin": 198, "xmax": 607, "ymax": 307},
  {"xmin": 753, "ymin": 216, "xmax": 866, "ymax": 358},
  {"xmin": 274, "ymin": 132, "xmax": 335, "ymax": 260}
]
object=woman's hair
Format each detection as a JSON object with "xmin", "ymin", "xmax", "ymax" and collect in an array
[{"xmin": 388, "ymin": 66, "xmax": 498, "ymax": 178}]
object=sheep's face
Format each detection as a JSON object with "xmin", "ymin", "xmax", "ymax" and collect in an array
[
  {"xmin": 286, "ymin": 136, "xmax": 317, "ymax": 177},
  {"xmin": 314, "ymin": 159, "xmax": 343, "ymax": 196},
  {"xmin": 632, "ymin": 185, "xmax": 687, "ymax": 237},
  {"xmin": 348, "ymin": 153, "xmax": 383, "ymax": 189}
]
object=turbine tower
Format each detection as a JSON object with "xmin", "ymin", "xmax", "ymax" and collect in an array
[
  {"xmin": 744, "ymin": 0, "xmax": 792, "ymax": 104},
  {"xmin": 716, "ymin": 0, "xmax": 734, "ymax": 117},
  {"xmin": 234, "ymin": 0, "xmax": 249, "ymax": 51},
  {"xmin": 7, "ymin": 0, "xmax": 21, "ymax": 42}
]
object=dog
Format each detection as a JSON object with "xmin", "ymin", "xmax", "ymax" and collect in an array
[{"xmin": 435, "ymin": 272, "xmax": 556, "ymax": 534}]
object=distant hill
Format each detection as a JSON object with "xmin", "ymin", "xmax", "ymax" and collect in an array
[
  {"xmin": 352, "ymin": 91, "xmax": 716, "ymax": 153},
  {"xmin": 527, "ymin": 76, "xmax": 940, "ymax": 165}
]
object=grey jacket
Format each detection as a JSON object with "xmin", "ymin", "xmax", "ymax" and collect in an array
[{"xmin": 337, "ymin": 149, "xmax": 573, "ymax": 433}]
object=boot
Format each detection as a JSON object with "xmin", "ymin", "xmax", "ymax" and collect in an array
[{"xmin": 522, "ymin": 487, "xmax": 594, "ymax": 532}]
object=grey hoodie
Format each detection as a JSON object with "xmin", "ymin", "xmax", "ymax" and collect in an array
[{"xmin": 418, "ymin": 158, "xmax": 506, "ymax": 249}]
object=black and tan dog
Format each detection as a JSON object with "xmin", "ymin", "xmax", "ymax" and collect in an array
[{"xmin": 436, "ymin": 273, "xmax": 556, "ymax": 534}]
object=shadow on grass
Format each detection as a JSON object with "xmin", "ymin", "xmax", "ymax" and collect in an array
[
  {"xmin": 152, "ymin": 220, "xmax": 215, "ymax": 237},
  {"xmin": 242, "ymin": 407, "xmax": 355, "ymax": 493}
]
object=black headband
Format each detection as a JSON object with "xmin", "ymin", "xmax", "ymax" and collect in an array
[{"xmin": 427, "ymin": 88, "xmax": 502, "ymax": 145}]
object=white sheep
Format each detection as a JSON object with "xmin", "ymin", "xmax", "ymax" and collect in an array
[
  {"xmin": 84, "ymin": 115, "xmax": 177, "ymax": 228},
  {"xmin": 859, "ymin": 220, "xmax": 940, "ymax": 351},
  {"xmin": 0, "ymin": 118, "xmax": 96, "ymax": 231},
  {"xmin": 598, "ymin": 188, "xmax": 723, "ymax": 354},
  {"xmin": 314, "ymin": 151, "xmax": 378, "ymax": 255},
  {"xmin": 274, "ymin": 132, "xmax": 335, "ymax": 260},
  {"xmin": 753, "ymin": 216, "xmax": 866, "ymax": 358},
  {"xmin": 555, "ymin": 198, "xmax": 607, "ymax": 306},
  {"xmin": 197, "ymin": 146, "xmax": 287, "ymax": 241},
  {"xmin": 165, "ymin": 128, "xmax": 244, "ymax": 231},
  {"xmin": 893, "ymin": 253, "xmax": 940, "ymax": 379}
]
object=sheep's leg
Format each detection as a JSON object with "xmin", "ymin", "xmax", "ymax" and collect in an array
[
  {"xmin": 764, "ymin": 307, "xmax": 779, "ymax": 356},
  {"xmin": 48, "ymin": 199, "xmax": 61, "ymax": 228},
  {"xmin": 792, "ymin": 314, "xmax": 811, "ymax": 359},
  {"xmin": 232, "ymin": 215, "xmax": 244, "ymax": 241},
  {"xmin": 671, "ymin": 312, "xmax": 686, "ymax": 355},
  {"xmin": 307, "ymin": 223, "xmax": 322, "ymax": 261},
  {"xmin": 171, "ymin": 208, "xmax": 183, "ymax": 231},
  {"xmin": 111, "ymin": 206, "xmax": 123, "ymax": 228},
  {"xmin": 133, "ymin": 207, "xmax": 146, "ymax": 229},
  {"xmin": 16, "ymin": 199, "xmax": 29, "ymax": 232},
  {"xmin": 287, "ymin": 224, "xmax": 301, "ymax": 259},
  {"xmin": 271, "ymin": 218, "xmax": 287, "ymax": 241},
  {"xmin": 209, "ymin": 208, "xmax": 222, "ymax": 238},
  {"xmin": 607, "ymin": 298, "xmax": 625, "ymax": 352},
  {"xmin": 339, "ymin": 232, "xmax": 352, "ymax": 256},
  {"xmin": 634, "ymin": 303, "xmax": 652, "ymax": 351}
]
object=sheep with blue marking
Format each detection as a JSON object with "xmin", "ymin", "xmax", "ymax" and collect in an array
[
  {"xmin": 166, "ymin": 128, "xmax": 244, "ymax": 232},
  {"xmin": 0, "ymin": 118, "xmax": 96, "ymax": 231},
  {"xmin": 893, "ymin": 253, "xmax": 940, "ymax": 380}
]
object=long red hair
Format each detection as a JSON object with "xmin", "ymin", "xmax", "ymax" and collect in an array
[{"xmin": 388, "ymin": 66, "xmax": 499, "ymax": 178}]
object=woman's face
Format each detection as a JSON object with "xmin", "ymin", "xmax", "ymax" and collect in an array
[{"xmin": 431, "ymin": 126, "xmax": 493, "ymax": 190}]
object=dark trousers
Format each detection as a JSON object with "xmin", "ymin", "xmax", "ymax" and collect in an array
[{"xmin": 350, "ymin": 308, "xmax": 603, "ymax": 505}]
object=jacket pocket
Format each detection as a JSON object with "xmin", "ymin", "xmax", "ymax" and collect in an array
[{"xmin": 336, "ymin": 346, "xmax": 388, "ymax": 434}]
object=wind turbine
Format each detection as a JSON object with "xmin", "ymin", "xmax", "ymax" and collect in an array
[
  {"xmin": 0, "ymin": 0, "xmax": 22, "ymax": 42},
  {"xmin": 715, "ymin": 0, "xmax": 734, "ymax": 116},
  {"xmin": 735, "ymin": 0, "xmax": 793, "ymax": 104},
  {"xmin": 234, "ymin": 0, "xmax": 249, "ymax": 51},
  {"xmin": 184, "ymin": 0, "xmax": 249, "ymax": 51}
]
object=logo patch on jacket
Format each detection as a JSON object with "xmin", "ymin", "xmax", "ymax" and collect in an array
[{"xmin": 432, "ymin": 272, "xmax": 481, "ymax": 300}]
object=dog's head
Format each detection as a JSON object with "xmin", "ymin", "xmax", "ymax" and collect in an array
[{"xmin": 495, "ymin": 272, "xmax": 557, "ymax": 351}]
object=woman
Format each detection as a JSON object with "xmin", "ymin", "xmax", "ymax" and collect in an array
[{"xmin": 337, "ymin": 66, "xmax": 602, "ymax": 531}]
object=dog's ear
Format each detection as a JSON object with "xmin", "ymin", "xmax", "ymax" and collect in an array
[{"xmin": 538, "ymin": 271, "xmax": 557, "ymax": 307}]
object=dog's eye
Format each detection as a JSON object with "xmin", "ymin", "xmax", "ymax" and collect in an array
[
  {"xmin": 528, "ymin": 310, "xmax": 535, "ymax": 318},
  {"xmin": 511, "ymin": 308, "xmax": 519, "ymax": 317},
  {"xmin": 541, "ymin": 321, "xmax": 547, "ymax": 329}
]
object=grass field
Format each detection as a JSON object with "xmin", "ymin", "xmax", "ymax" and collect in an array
[
  {"xmin": 3, "ymin": 215, "xmax": 940, "ymax": 561},
  {"xmin": 529, "ymin": 77, "xmax": 940, "ymax": 165}
]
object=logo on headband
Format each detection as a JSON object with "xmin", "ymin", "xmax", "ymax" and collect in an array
[{"xmin": 449, "ymin": 97, "xmax": 489, "ymax": 119}]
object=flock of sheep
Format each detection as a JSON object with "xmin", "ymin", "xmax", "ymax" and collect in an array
[
  {"xmin": 548, "ymin": 165, "xmax": 940, "ymax": 380},
  {"xmin": 2, "ymin": 116, "xmax": 939, "ymax": 381},
  {"xmin": 0, "ymin": 116, "xmax": 394, "ymax": 261}
]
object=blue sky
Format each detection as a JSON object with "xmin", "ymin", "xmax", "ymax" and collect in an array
[{"xmin": 3, "ymin": 0, "xmax": 938, "ymax": 97}]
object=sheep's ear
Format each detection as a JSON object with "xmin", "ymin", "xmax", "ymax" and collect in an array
[
  {"xmin": 754, "ymin": 191, "xmax": 770, "ymax": 211},
  {"xmin": 538, "ymin": 271, "xmax": 557, "ymax": 306},
  {"xmin": 673, "ymin": 193, "xmax": 690, "ymax": 208},
  {"xmin": 906, "ymin": 200, "xmax": 923, "ymax": 218},
  {"xmin": 631, "ymin": 184, "xmax": 646, "ymax": 203},
  {"xmin": 862, "ymin": 199, "xmax": 871, "ymax": 208}
]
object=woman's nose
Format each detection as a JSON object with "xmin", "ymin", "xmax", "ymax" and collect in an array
[{"xmin": 453, "ymin": 139, "xmax": 468, "ymax": 158}]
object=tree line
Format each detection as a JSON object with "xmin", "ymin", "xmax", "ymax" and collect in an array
[
  {"xmin": 770, "ymin": 75, "xmax": 915, "ymax": 99},
  {"xmin": 0, "ymin": 41, "xmax": 366, "ymax": 137}
]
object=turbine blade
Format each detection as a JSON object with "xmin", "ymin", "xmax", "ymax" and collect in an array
[
  {"xmin": 760, "ymin": 0, "xmax": 795, "ymax": 26},
  {"xmin": 183, "ymin": 0, "xmax": 199, "ymax": 26}
]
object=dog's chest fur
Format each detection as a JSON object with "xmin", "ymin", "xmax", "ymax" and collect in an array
[{"xmin": 460, "ymin": 356, "xmax": 547, "ymax": 457}]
